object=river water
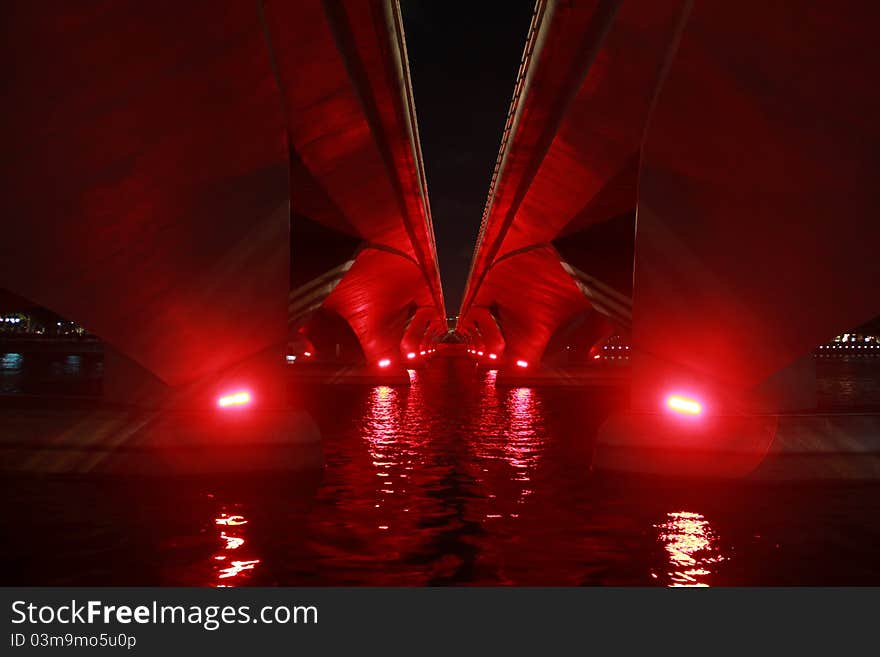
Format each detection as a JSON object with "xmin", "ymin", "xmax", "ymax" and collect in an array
[{"xmin": 3, "ymin": 351, "xmax": 880, "ymax": 586}]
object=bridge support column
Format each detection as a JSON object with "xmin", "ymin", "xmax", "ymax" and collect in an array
[
  {"xmin": 24, "ymin": 345, "xmax": 326, "ymax": 477},
  {"xmin": 103, "ymin": 346, "xmax": 290, "ymax": 411},
  {"xmin": 591, "ymin": 353, "xmax": 880, "ymax": 481},
  {"xmin": 626, "ymin": 350, "xmax": 817, "ymax": 417},
  {"xmin": 748, "ymin": 354, "xmax": 816, "ymax": 414}
]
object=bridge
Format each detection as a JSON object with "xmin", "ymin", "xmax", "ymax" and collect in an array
[
  {"xmin": 1, "ymin": 0, "xmax": 879, "ymax": 479},
  {"xmin": 1, "ymin": 0, "xmax": 444, "ymax": 408},
  {"xmin": 456, "ymin": 0, "xmax": 880, "ymax": 475},
  {"xmin": 458, "ymin": 1, "xmax": 879, "ymax": 404}
]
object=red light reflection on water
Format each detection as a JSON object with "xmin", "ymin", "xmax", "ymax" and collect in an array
[
  {"xmin": 212, "ymin": 511, "xmax": 260, "ymax": 586},
  {"xmin": 353, "ymin": 378, "xmax": 450, "ymax": 547},
  {"xmin": 470, "ymin": 372, "xmax": 546, "ymax": 521},
  {"xmin": 504, "ymin": 387, "xmax": 544, "ymax": 483},
  {"xmin": 363, "ymin": 386, "xmax": 408, "ymax": 530},
  {"xmin": 299, "ymin": 365, "xmax": 552, "ymax": 583},
  {"xmin": 220, "ymin": 532, "xmax": 244, "ymax": 550},
  {"xmin": 653, "ymin": 511, "xmax": 726, "ymax": 587}
]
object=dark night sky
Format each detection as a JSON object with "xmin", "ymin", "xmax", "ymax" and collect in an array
[{"xmin": 400, "ymin": 1, "xmax": 536, "ymax": 314}]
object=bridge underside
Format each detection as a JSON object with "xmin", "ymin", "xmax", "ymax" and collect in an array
[
  {"xmin": 459, "ymin": 0, "xmax": 880, "ymax": 414},
  {"xmin": 1, "ymin": 1, "xmax": 444, "ymax": 406},
  {"xmin": 277, "ymin": 1, "xmax": 445, "ymax": 372}
]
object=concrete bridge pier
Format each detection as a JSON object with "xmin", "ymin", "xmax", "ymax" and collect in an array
[
  {"xmin": 593, "ymin": 353, "xmax": 818, "ymax": 479},
  {"xmin": 593, "ymin": 1, "xmax": 880, "ymax": 481},
  {"xmin": 0, "ymin": 346, "xmax": 324, "ymax": 478}
]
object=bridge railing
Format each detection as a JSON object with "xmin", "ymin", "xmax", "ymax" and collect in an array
[{"xmin": 462, "ymin": 0, "xmax": 547, "ymax": 315}]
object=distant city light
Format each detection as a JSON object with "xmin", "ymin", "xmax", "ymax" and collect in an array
[
  {"xmin": 217, "ymin": 391, "xmax": 251, "ymax": 409},
  {"xmin": 516, "ymin": 360, "xmax": 528, "ymax": 368},
  {"xmin": 303, "ymin": 351, "xmax": 312, "ymax": 357},
  {"xmin": 378, "ymin": 358, "xmax": 391, "ymax": 368},
  {"xmin": 477, "ymin": 351, "xmax": 484, "ymax": 356},
  {"xmin": 420, "ymin": 350, "xmax": 426, "ymax": 356},
  {"xmin": 666, "ymin": 394, "xmax": 702, "ymax": 416},
  {"xmin": 488, "ymin": 353, "xmax": 497, "ymax": 359},
  {"xmin": 286, "ymin": 355, "xmax": 297, "ymax": 362},
  {"xmin": 407, "ymin": 352, "xmax": 416, "ymax": 360}
]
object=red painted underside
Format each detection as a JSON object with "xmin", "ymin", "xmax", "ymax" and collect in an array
[
  {"xmin": 461, "ymin": 246, "xmax": 590, "ymax": 363},
  {"xmin": 265, "ymin": 0, "xmax": 445, "ymax": 332},
  {"xmin": 461, "ymin": 0, "xmax": 880, "ymax": 409},
  {"xmin": 323, "ymin": 247, "xmax": 435, "ymax": 362},
  {"xmin": 0, "ymin": 1, "xmax": 444, "ymax": 388},
  {"xmin": 460, "ymin": 0, "xmax": 681, "ymax": 356}
]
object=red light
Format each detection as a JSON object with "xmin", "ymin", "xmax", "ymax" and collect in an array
[
  {"xmin": 666, "ymin": 394, "xmax": 702, "ymax": 416},
  {"xmin": 420, "ymin": 350, "xmax": 426, "ymax": 356},
  {"xmin": 378, "ymin": 358, "xmax": 391, "ymax": 368},
  {"xmin": 593, "ymin": 354, "xmax": 601, "ymax": 360},
  {"xmin": 516, "ymin": 360, "xmax": 528, "ymax": 368},
  {"xmin": 407, "ymin": 352, "xmax": 416, "ymax": 360},
  {"xmin": 477, "ymin": 351, "xmax": 484, "ymax": 356},
  {"xmin": 488, "ymin": 353, "xmax": 497, "ymax": 360},
  {"xmin": 217, "ymin": 391, "xmax": 251, "ymax": 408},
  {"xmin": 303, "ymin": 351, "xmax": 311, "ymax": 357}
]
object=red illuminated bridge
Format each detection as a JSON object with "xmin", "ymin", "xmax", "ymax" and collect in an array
[
  {"xmin": 1, "ymin": 0, "xmax": 445, "ymax": 409},
  {"xmin": 457, "ymin": 0, "xmax": 880, "ymax": 475},
  {"xmin": 1, "ymin": 0, "xmax": 879, "ymax": 480}
]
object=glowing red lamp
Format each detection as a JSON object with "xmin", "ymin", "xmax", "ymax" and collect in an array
[
  {"xmin": 477, "ymin": 351, "xmax": 484, "ymax": 356},
  {"xmin": 217, "ymin": 390, "xmax": 251, "ymax": 409},
  {"xmin": 420, "ymin": 350, "xmax": 426, "ymax": 356},
  {"xmin": 488, "ymin": 353, "xmax": 497, "ymax": 360},
  {"xmin": 378, "ymin": 358, "xmax": 391, "ymax": 368},
  {"xmin": 303, "ymin": 351, "xmax": 312, "ymax": 357},
  {"xmin": 515, "ymin": 360, "xmax": 528, "ymax": 368},
  {"xmin": 666, "ymin": 394, "xmax": 703, "ymax": 416},
  {"xmin": 407, "ymin": 352, "xmax": 416, "ymax": 360}
]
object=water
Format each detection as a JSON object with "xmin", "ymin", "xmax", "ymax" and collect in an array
[
  {"xmin": 3, "ymin": 353, "xmax": 880, "ymax": 586},
  {"xmin": 0, "ymin": 350, "xmax": 103, "ymax": 396}
]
